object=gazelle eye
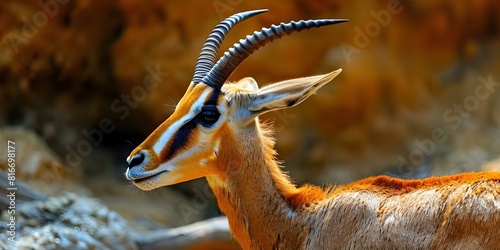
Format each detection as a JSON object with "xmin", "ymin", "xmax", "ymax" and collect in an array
[{"xmin": 199, "ymin": 106, "xmax": 220, "ymax": 126}]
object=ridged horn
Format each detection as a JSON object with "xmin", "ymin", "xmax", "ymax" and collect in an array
[
  {"xmin": 192, "ymin": 9, "xmax": 268, "ymax": 83},
  {"xmin": 202, "ymin": 19, "xmax": 348, "ymax": 88}
]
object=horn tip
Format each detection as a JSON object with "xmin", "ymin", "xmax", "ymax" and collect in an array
[
  {"xmin": 332, "ymin": 19, "xmax": 349, "ymax": 23},
  {"xmin": 318, "ymin": 19, "xmax": 348, "ymax": 27},
  {"xmin": 242, "ymin": 9, "xmax": 269, "ymax": 16},
  {"xmin": 254, "ymin": 9, "xmax": 269, "ymax": 13}
]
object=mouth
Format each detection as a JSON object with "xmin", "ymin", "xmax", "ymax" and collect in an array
[
  {"xmin": 126, "ymin": 169, "xmax": 169, "ymax": 184},
  {"xmin": 130, "ymin": 171, "xmax": 170, "ymax": 191}
]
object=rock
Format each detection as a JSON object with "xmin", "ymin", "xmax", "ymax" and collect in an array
[
  {"xmin": 0, "ymin": 127, "xmax": 86, "ymax": 196},
  {"xmin": 0, "ymin": 127, "xmax": 69, "ymax": 182},
  {"xmin": 0, "ymin": 193, "xmax": 137, "ymax": 250}
]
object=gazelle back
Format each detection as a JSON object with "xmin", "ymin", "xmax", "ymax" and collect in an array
[{"xmin": 126, "ymin": 10, "xmax": 500, "ymax": 249}]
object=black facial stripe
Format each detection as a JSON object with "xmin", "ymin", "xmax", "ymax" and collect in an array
[
  {"xmin": 164, "ymin": 119, "xmax": 197, "ymax": 161},
  {"xmin": 205, "ymin": 89, "xmax": 221, "ymax": 105}
]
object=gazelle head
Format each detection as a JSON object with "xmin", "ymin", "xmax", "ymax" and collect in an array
[{"xmin": 125, "ymin": 10, "xmax": 346, "ymax": 190}]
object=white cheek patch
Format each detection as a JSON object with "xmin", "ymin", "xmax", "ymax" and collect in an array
[{"xmin": 152, "ymin": 89, "xmax": 212, "ymax": 156}]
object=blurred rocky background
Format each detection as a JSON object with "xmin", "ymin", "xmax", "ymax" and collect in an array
[{"xmin": 0, "ymin": 0, "xmax": 499, "ymax": 248}]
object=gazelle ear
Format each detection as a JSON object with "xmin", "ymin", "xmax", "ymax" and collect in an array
[
  {"xmin": 235, "ymin": 77, "xmax": 259, "ymax": 91},
  {"xmin": 249, "ymin": 69, "xmax": 342, "ymax": 114}
]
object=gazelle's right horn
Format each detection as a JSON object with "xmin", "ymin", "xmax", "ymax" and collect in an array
[{"xmin": 202, "ymin": 18, "xmax": 348, "ymax": 89}]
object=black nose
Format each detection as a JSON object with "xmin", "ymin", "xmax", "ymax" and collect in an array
[{"xmin": 128, "ymin": 151, "xmax": 146, "ymax": 168}]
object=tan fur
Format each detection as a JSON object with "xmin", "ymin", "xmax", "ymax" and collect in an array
[{"xmin": 204, "ymin": 119, "xmax": 500, "ymax": 249}]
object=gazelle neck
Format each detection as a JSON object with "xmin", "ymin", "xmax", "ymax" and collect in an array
[{"xmin": 206, "ymin": 120, "xmax": 307, "ymax": 249}]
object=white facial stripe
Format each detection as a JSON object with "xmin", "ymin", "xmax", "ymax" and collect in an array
[
  {"xmin": 152, "ymin": 116, "xmax": 190, "ymax": 156},
  {"xmin": 152, "ymin": 89, "xmax": 212, "ymax": 155}
]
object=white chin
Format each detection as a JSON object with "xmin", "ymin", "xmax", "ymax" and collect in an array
[{"xmin": 133, "ymin": 173, "xmax": 167, "ymax": 191}]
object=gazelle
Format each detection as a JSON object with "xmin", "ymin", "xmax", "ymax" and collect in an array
[{"xmin": 126, "ymin": 9, "xmax": 500, "ymax": 249}]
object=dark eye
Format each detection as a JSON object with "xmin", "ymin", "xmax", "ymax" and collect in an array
[{"xmin": 199, "ymin": 106, "xmax": 220, "ymax": 126}]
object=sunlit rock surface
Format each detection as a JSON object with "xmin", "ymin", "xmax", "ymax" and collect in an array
[{"xmin": 0, "ymin": 193, "xmax": 137, "ymax": 250}]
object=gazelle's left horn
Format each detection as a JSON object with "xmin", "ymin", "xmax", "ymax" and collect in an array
[
  {"xmin": 192, "ymin": 9, "xmax": 268, "ymax": 84},
  {"xmin": 202, "ymin": 18, "xmax": 348, "ymax": 89}
]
